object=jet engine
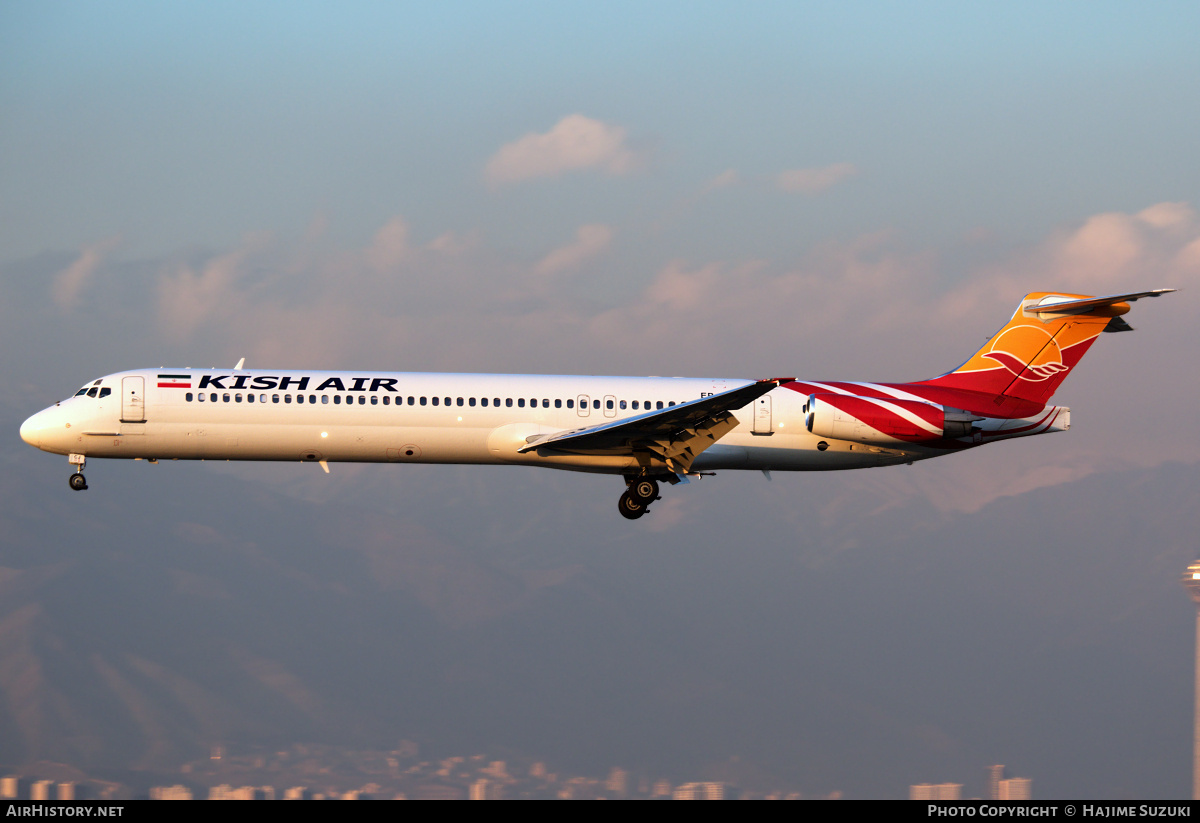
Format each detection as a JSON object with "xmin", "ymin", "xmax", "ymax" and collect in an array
[{"xmin": 804, "ymin": 393, "xmax": 981, "ymax": 445}]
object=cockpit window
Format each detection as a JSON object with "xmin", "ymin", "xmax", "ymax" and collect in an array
[
  {"xmin": 75, "ymin": 388, "xmax": 88, "ymax": 397},
  {"xmin": 86, "ymin": 387, "xmax": 99, "ymax": 398},
  {"xmin": 98, "ymin": 387, "xmax": 111, "ymax": 398}
]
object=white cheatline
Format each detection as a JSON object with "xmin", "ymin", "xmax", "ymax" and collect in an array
[
  {"xmin": 854, "ymin": 396, "xmax": 943, "ymax": 436},
  {"xmin": 845, "ymin": 381, "xmax": 937, "ymax": 404}
]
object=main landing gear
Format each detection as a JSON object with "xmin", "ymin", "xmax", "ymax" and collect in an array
[
  {"xmin": 68, "ymin": 454, "xmax": 88, "ymax": 491},
  {"xmin": 618, "ymin": 477, "xmax": 661, "ymax": 521}
]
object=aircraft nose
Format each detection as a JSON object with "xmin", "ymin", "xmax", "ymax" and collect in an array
[
  {"xmin": 19, "ymin": 415, "xmax": 40, "ymax": 448},
  {"xmin": 19, "ymin": 412, "xmax": 42, "ymax": 448}
]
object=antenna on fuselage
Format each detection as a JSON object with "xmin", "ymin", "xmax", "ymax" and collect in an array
[{"xmin": 233, "ymin": 357, "xmax": 245, "ymax": 370}]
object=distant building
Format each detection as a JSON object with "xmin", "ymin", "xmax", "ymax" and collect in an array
[
  {"xmin": 283, "ymin": 786, "xmax": 313, "ymax": 800},
  {"xmin": 988, "ymin": 765, "xmax": 1005, "ymax": 800},
  {"xmin": 470, "ymin": 778, "xmax": 504, "ymax": 800},
  {"xmin": 674, "ymin": 782, "xmax": 726, "ymax": 800},
  {"xmin": 30, "ymin": 781, "xmax": 54, "ymax": 801},
  {"xmin": 411, "ymin": 784, "xmax": 464, "ymax": 800},
  {"xmin": 1182, "ymin": 561, "xmax": 1200, "ymax": 799},
  {"xmin": 998, "ymin": 778, "xmax": 1032, "ymax": 800},
  {"xmin": 0, "ymin": 776, "xmax": 27, "ymax": 800},
  {"xmin": 209, "ymin": 784, "xmax": 270, "ymax": 800},
  {"xmin": 150, "ymin": 785, "xmax": 194, "ymax": 800},
  {"xmin": 910, "ymin": 783, "xmax": 962, "ymax": 800},
  {"xmin": 606, "ymin": 767, "xmax": 629, "ymax": 797}
]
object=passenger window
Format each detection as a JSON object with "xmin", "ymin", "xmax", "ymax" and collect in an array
[
  {"xmin": 518, "ymin": 398, "xmax": 525, "ymax": 408},
  {"xmin": 285, "ymin": 394, "xmax": 292, "ymax": 404},
  {"xmin": 542, "ymin": 399, "xmax": 549, "ymax": 408},
  {"xmin": 493, "ymin": 398, "xmax": 500, "ymax": 406},
  {"xmin": 382, "ymin": 396, "xmax": 389, "ymax": 405},
  {"xmin": 567, "ymin": 399, "xmax": 574, "ymax": 409},
  {"xmin": 309, "ymin": 395, "xmax": 316, "ymax": 403},
  {"xmin": 620, "ymin": 400, "xmax": 626, "ymax": 409},
  {"xmin": 669, "ymin": 401, "xmax": 676, "ymax": 407},
  {"xmin": 420, "ymin": 397, "xmax": 427, "ymax": 406},
  {"xmin": 432, "ymin": 397, "xmax": 439, "ymax": 406},
  {"xmin": 248, "ymin": 394, "xmax": 255, "ymax": 403},
  {"xmin": 359, "ymin": 396, "xmax": 366, "ymax": 405},
  {"xmin": 297, "ymin": 395, "xmax": 304, "ymax": 404},
  {"xmin": 555, "ymin": 399, "xmax": 562, "ymax": 408},
  {"xmin": 272, "ymin": 394, "xmax": 280, "ymax": 403},
  {"xmin": 593, "ymin": 399, "xmax": 600, "ymax": 409},
  {"xmin": 456, "ymin": 397, "xmax": 463, "ymax": 406},
  {"xmin": 334, "ymin": 395, "xmax": 341, "ymax": 405},
  {"xmin": 506, "ymin": 398, "xmax": 513, "ymax": 407},
  {"xmin": 210, "ymin": 393, "xmax": 218, "ymax": 402},
  {"xmin": 371, "ymin": 396, "xmax": 378, "ymax": 405},
  {"xmin": 259, "ymin": 394, "xmax": 266, "ymax": 403},
  {"xmin": 198, "ymin": 393, "xmax": 206, "ymax": 402},
  {"xmin": 632, "ymin": 401, "xmax": 639, "ymax": 410},
  {"xmin": 656, "ymin": 401, "xmax": 663, "ymax": 409},
  {"xmin": 480, "ymin": 398, "xmax": 487, "ymax": 407},
  {"xmin": 469, "ymin": 397, "xmax": 475, "ymax": 407},
  {"xmin": 186, "ymin": 392, "xmax": 194, "ymax": 402},
  {"xmin": 444, "ymin": 397, "xmax": 450, "ymax": 406},
  {"xmin": 322, "ymin": 395, "xmax": 329, "ymax": 404},
  {"xmin": 606, "ymin": 399, "xmax": 614, "ymax": 410},
  {"xmin": 235, "ymin": 393, "xmax": 242, "ymax": 403}
]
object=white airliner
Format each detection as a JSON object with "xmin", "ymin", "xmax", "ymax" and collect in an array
[{"xmin": 19, "ymin": 290, "xmax": 1172, "ymax": 519}]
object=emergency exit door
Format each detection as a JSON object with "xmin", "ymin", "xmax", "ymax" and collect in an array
[{"xmin": 752, "ymin": 395, "xmax": 772, "ymax": 435}]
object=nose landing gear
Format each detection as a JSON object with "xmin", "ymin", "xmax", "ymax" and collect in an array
[{"xmin": 67, "ymin": 453, "xmax": 88, "ymax": 491}]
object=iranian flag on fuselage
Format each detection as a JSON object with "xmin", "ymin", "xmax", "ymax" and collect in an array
[{"xmin": 157, "ymin": 374, "xmax": 191, "ymax": 389}]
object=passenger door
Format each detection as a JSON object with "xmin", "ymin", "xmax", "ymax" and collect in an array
[{"xmin": 121, "ymin": 376, "xmax": 146, "ymax": 422}]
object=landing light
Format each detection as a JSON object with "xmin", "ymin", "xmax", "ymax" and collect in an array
[{"xmin": 321, "ymin": 432, "xmax": 328, "ymax": 438}]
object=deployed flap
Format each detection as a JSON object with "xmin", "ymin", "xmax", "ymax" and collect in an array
[{"xmin": 517, "ymin": 378, "xmax": 789, "ymax": 473}]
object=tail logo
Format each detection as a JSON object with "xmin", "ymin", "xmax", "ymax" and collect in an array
[{"xmin": 981, "ymin": 324, "xmax": 1069, "ymax": 382}]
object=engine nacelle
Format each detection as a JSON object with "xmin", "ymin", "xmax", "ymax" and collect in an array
[{"xmin": 804, "ymin": 393, "xmax": 979, "ymax": 445}]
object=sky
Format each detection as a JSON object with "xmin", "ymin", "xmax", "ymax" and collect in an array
[{"xmin": 2, "ymin": 2, "xmax": 1200, "ymax": 798}]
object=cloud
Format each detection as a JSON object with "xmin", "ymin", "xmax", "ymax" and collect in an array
[
  {"xmin": 776, "ymin": 163, "xmax": 858, "ymax": 194},
  {"xmin": 534, "ymin": 224, "xmax": 614, "ymax": 276},
  {"xmin": 702, "ymin": 169, "xmax": 740, "ymax": 193},
  {"xmin": 485, "ymin": 115, "xmax": 640, "ymax": 186},
  {"xmin": 1050, "ymin": 202, "xmax": 1200, "ymax": 288},
  {"xmin": 363, "ymin": 216, "xmax": 410, "ymax": 273},
  {"xmin": 156, "ymin": 242, "xmax": 257, "ymax": 340},
  {"xmin": 52, "ymin": 236, "xmax": 120, "ymax": 310}
]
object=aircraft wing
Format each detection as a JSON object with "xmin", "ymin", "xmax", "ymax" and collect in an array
[{"xmin": 517, "ymin": 377, "xmax": 791, "ymax": 474}]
